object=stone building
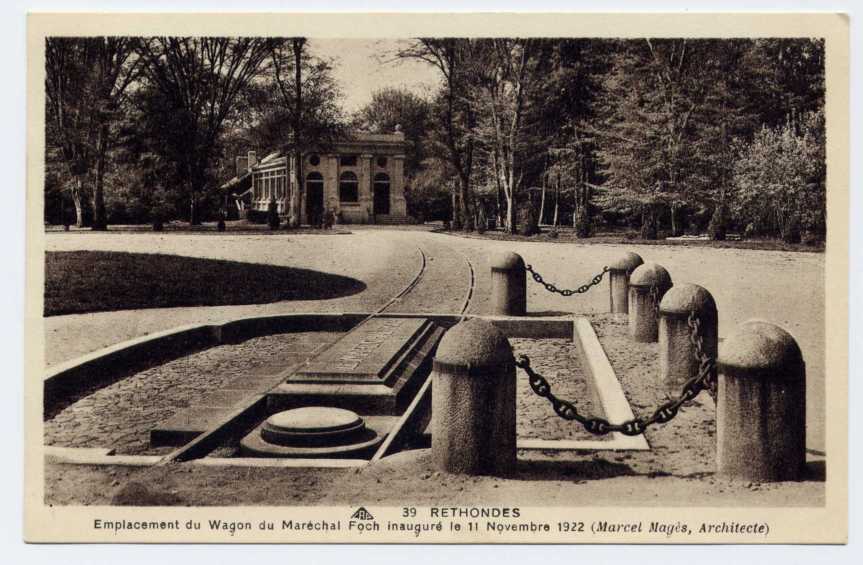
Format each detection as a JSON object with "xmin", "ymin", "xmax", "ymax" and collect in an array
[{"xmin": 223, "ymin": 132, "xmax": 408, "ymax": 225}]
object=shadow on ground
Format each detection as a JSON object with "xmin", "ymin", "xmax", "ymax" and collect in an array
[
  {"xmin": 524, "ymin": 310, "xmax": 573, "ymax": 318},
  {"xmin": 514, "ymin": 457, "xmax": 637, "ymax": 481},
  {"xmin": 45, "ymin": 251, "xmax": 366, "ymax": 316}
]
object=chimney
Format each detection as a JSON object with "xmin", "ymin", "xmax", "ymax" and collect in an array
[
  {"xmin": 236, "ymin": 155, "xmax": 249, "ymax": 177},
  {"xmin": 248, "ymin": 151, "xmax": 258, "ymax": 168}
]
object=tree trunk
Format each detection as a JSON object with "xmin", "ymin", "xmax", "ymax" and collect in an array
[
  {"xmin": 505, "ymin": 195, "xmax": 515, "ymax": 235},
  {"xmin": 552, "ymin": 174, "xmax": 560, "ymax": 227},
  {"xmin": 458, "ymin": 173, "xmax": 474, "ymax": 231},
  {"xmin": 539, "ymin": 182, "xmax": 546, "ymax": 226},
  {"xmin": 451, "ymin": 190, "xmax": 462, "ymax": 230},
  {"xmin": 290, "ymin": 152, "xmax": 302, "ymax": 227},
  {"xmin": 670, "ymin": 202, "xmax": 684, "ymax": 237},
  {"xmin": 641, "ymin": 204, "xmax": 658, "ymax": 240},
  {"xmin": 72, "ymin": 177, "xmax": 85, "ymax": 228},
  {"xmin": 289, "ymin": 39, "xmax": 306, "ymax": 228},
  {"xmin": 189, "ymin": 193, "xmax": 200, "ymax": 225},
  {"xmin": 91, "ymin": 124, "xmax": 109, "ymax": 230}
]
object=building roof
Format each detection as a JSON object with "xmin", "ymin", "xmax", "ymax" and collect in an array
[{"xmin": 221, "ymin": 131, "xmax": 407, "ymax": 189}]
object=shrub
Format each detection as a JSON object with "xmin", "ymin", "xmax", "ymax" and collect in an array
[
  {"xmin": 516, "ymin": 203, "xmax": 540, "ymax": 236},
  {"xmin": 781, "ymin": 214, "xmax": 801, "ymax": 244},
  {"xmin": 245, "ymin": 208, "xmax": 267, "ymax": 224},
  {"xmin": 731, "ymin": 110, "xmax": 825, "ymax": 241},
  {"xmin": 476, "ymin": 207, "xmax": 487, "ymax": 234},
  {"xmin": 640, "ymin": 206, "xmax": 658, "ymax": 240},
  {"xmin": 267, "ymin": 199, "xmax": 280, "ymax": 230},
  {"xmin": 574, "ymin": 206, "xmax": 591, "ymax": 238},
  {"xmin": 708, "ymin": 204, "xmax": 728, "ymax": 241}
]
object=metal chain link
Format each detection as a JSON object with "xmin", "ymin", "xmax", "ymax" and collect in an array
[
  {"xmin": 524, "ymin": 264, "xmax": 610, "ymax": 296},
  {"xmin": 515, "ymin": 308, "xmax": 715, "ymax": 436}
]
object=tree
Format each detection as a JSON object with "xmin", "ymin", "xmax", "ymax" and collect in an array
[
  {"xmin": 136, "ymin": 37, "xmax": 275, "ymax": 224},
  {"xmin": 45, "ymin": 37, "xmax": 141, "ymax": 228},
  {"xmin": 353, "ymin": 87, "xmax": 431, "ymax": 177},
  {"xmin": 731, "ymin": 109, "xmax": 825, "ymax": 242},
  {"xmin": 593, "ymin": 39, "xmax": 757, "ymax": 239},
  {"xmin": 471, "ymin": 39, "xmax": 547, "ymax": 234},
  {"xmin": 268, "ymin": 39, "xmax": 346, "ymax": 227},
  {"xmin": 398, "ymin": 39, "xmax": 477, "ymax": 230}
]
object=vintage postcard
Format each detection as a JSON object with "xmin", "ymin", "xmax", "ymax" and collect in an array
[{"xmin": 24, "ymin": 12, "xmax": 849, "ymax": 543}]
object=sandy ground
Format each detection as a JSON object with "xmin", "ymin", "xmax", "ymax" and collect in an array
[
  {"xmin": 43, "ymin": 316, "xmax": 822, "ymax": 507},
  {"xmin": 43, "ymin": 228, "xmax": 825, "ymax": 449},
  {"xmin": 39, "ymin": 228, "xmax": 826, "ymax": 507}
]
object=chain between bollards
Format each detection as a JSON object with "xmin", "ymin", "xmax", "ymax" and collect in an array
[
  {"xmin": 524, "ymin": 264, "xmax": 610, "ymax": 296},
  {"xmin": 516, "ymin": 308, "xmax": 716, "ymax": 436}
]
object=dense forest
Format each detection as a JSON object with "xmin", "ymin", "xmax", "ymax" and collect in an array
[{"xmin": 44, "ymin": 37, "xmax": 826, "ymax": 243}]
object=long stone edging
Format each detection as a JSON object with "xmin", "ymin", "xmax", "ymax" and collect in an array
[
  {"xmin": 44, "ymin": 312, "xmax": 647, "ymax": 466},
  {"xmin": 516, "ymin": 317, "xmax": 650, "ymax": 452}
]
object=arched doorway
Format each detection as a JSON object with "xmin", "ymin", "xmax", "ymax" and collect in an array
[
  {"xmin": 373, "ymin": 173, "xmax": 390, "ymax": 216},
  {"xmin": 306, "ymin": 172, "xmax": 324, "ymax": 227}
]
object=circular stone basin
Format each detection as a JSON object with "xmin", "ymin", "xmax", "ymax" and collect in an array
[
  {"xmin": 241, "ymin": 406, "xmax": 385, "ymax": 458},
  {"xmin": 261, "ymin": 407, "xmax": 366, "ymax": 447}
]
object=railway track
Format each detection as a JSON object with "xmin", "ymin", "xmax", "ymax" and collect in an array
[{"xmin": 375, "ymin": 241, "xmax": 476, "ymax": 317}]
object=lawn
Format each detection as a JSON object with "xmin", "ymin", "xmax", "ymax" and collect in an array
[{"xmin": 44, "ymin": 251, "xmax": 366, "ymax": 316}]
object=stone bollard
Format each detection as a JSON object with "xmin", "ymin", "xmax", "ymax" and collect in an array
[
  {"xmin": 432, "ymin": 317, "xmax": 516, "ymax": 475},
  {"xmin": 716, "ymin": 320, "xmax": 806, "ymax": 481},
  {"xmin": 628, "ymin": 262, "xmax": 672, "ymax": 343},
  {"xmin": 490, "ymin": 251, "xmax": 526, "ymax": 316},
  {"xmin": 658, "ymin": 284, "xmax": 718, "ymax": 392},
  {"xmin": 607, "ymin": 251, "xmax": 644, "ymax": 314}
]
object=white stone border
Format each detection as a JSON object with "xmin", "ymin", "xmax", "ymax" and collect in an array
[{"xmin": 516, "ymin": 317, "xmax": 650, "ymax": 452}]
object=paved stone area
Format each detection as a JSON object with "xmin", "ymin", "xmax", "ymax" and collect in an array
[
  {"xmin": 44, "ymin": 331, "xmax": 341, "ymax": 454},
  {"xmin": 43, "ymin": 228, "xmax": 826, "ymax": 449}
]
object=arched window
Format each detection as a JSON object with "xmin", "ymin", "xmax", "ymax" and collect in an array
[{"xmin": 339, "ymin": 171, "xmax": 359, "ymax": 203}]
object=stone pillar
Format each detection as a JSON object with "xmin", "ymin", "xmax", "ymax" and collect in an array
[
  {"xmin": 658, "ymin": 283, "xmax": 718, "ymax": 392},
  {"xmin": 490, "ymin": 251, "xmax": 526, "ymax": 316},
  {"xmin": 607, "ymin": 251, "xmax": 643, "ymax": 314},
  {"xmin": 432, "ymin": 318, "xmax": 516, "ymax": 475},
  {"xmin": 716, "ymin": 320, "xmax": 806, "ymax": 481},
  {"xmin": 359, "ymin": 154, "xmax": 373, "ymax": 223},
  {"xmin": 391, "ymin": 154, "xmax": 408, "ymax": 218},
  {"xmin": 326, "ymin": 155, "xmax": 339, "ymax": 215},
  {"xmin": 628, "ymin": 262, "xmax": 672, "ymax": 343}
]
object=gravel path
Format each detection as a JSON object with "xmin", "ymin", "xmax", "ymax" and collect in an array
[
  {"xmin": 43, "ymin": 228, "xmax": 826, "ymax": 450},
  {"xmin": 44, "ymin": 332, "xmax": 341, "ymax": 454}
]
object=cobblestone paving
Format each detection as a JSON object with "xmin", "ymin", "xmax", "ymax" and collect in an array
[
  {"xmin": 510, "ymin": 338, "xmax": 600, "ymax": 442},
  {"xmin": 44, "ymin": 331, "xmax": 341, "ymax": 454}
]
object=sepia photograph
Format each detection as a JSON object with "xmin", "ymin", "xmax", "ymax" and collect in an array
[{"xmin": 21, "ymin": 11, "xmax": 850, "ymax": 545}]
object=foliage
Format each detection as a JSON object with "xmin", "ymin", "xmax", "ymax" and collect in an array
[
  {"xmin": 135, "ymin": 37, "xmax": 276, "ymax": 224},
  {"xmin": 516, "ymin": 202, "xmax": 540, "ymax": 236},
  {"xmin": 353, "ymin": 87, "xmax": 431, "ymax": 177},
  {"xmin": 730, "ymin": 110, "xmax": 826, "ymax": 241}
]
